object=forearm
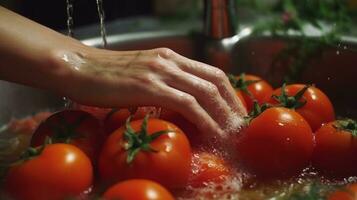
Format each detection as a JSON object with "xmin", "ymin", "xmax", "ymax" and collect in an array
[{"xmin": 0, "ymin": 6, "xmax": 85, "ymax": 93}]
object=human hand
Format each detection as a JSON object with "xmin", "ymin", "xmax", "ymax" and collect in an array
[{"xmin": 54, "ymin": 47, "xmax": 247, "ymax": 138}]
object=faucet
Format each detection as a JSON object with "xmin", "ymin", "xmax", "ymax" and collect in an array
[
  {"xmin": 204, "ymin": 0, "xmax": 237, "ymax": 39},
  {"xmin": 200, "ymin": 0, "xmax": 241, "ymax": 72}
]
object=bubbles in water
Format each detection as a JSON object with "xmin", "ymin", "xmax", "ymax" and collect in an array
[
  {"xmin": 178, "ymin": 177, "xmax": 242, "ymax": 200},
  {"xmin": 223, "ymin": 113, "xmax": 244, "ymax": 134}
]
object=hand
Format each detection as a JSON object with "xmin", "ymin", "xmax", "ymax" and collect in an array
[
  {"xmin": 0, "ymin": 7, "xmax": 246, "ymax": 138},
  {"xmin": 56, "ymin": 47, "xmax": 247, "ymax": 138}
]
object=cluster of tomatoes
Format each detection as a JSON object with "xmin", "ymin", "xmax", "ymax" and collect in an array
[
  {"xmin": 230, "ymin": 74, "xmax": 357, "ymax": 177},
  {"xmin": 230, "ymin": 74, "xmax": 357, "ymax": 199},
  {"xmin": 2, "ymin": 73, "xmax": 357, "ymax": 200},
  {"xmin": 2, "ymin": 102, "xmax": 234, "ymax": 199}
]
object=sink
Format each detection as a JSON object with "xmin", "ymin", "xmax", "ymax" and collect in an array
[
  {"xmin": 1, "ymin": 24, "xmax": 357, "ymax": 126},
  {"xmin": 82, "ymin": 28, "xmax": 357, "ymax": 119}
]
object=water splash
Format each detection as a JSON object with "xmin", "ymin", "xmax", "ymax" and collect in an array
[{"xmin": 96, "ymin": 0, "xmax": 108, "ymax": 48}]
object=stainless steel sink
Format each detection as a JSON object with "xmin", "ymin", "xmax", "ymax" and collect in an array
[
  {"xmin": 82, "ymin": 28, "xmax": 357, "ymax": 119},
  {"xmin": 1, "ymin": 25, "xmax": 357, "ymax": 126}
]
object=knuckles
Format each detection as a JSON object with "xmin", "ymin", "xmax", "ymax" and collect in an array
[
  {"xmin": 204, "ymin": 83, "xmax": 220, "ymax": 97},
  {"xmin": 179, "ymin": 94, "xmax": 197, "ymax": 106},
  {"xmin": 213, "ymin": 69, "xmax": 227, "ymax": 81},
  {"xmin": 155, "ymin": 47, "xmax": 175, "ymax": 59},
  {"xmin": 146, "ymin": 57, "xmax": 166, "ymax": 72}
]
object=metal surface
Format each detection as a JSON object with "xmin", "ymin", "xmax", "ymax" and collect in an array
[
  {"xmin": 1, "ymin": 22, "xmax": 357, "ymax": 125},
  {"xmin": 204, "ymin": 0, "xmax": 237, "ymax": 39}
]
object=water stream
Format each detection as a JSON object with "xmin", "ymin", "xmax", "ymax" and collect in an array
[
  {"xmin": 96, "ymin": 0, "xmax": 108, "ymax": 48},
  {"xmin": 66, "ymin": 0, "xmax": 74, "ymax": 37}
]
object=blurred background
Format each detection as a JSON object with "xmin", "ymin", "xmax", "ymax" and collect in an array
[
  {"xmin": 0, "ymin": 0, "xmax": 200, "ymax": 31},
  {"xmin": 1, "ymin": 0, "xmax": 357, "ymax": 32}
]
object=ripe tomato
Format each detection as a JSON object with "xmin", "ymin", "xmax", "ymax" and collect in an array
[
  {"xmin": 4, "ymin": 144, "xmax": 93, "ymax": 200},
  {"xmin": 328, "ymin": 184, "xmax": 357, "ymax": 200},
  {"xmin": 189, "ymin": 151, "xmax": 232, "ymax": 187},
  {"xmin": 31, "ymin": 110, "xmax": 105, "ymax": 163},
  {"xmin": 98, "ymin": 117, "xmax": 191, "ymax": 189},
  {"xmin": 312, "ymin": 119, "xmax": 357, "ymax": 177},
  {"xmin": 159, "ymin": 108, "xmax": 201, "ymax": 146},
  {"xmin": 229, "ymin": 74, "xmax": 273, "ymax": 112},
  {"xmin": 102, "ymin": 179, "xmax": 174, "ymax": 200},
  {"xmin": 104, "ymin": 107, "xmax": 158, "ymax": 135},
  {"xmin": 269, "ymin": 84, "xmax": 335, "ymax": 131},
  {"xmin": 236, "ymin": 107, "xmax": 314, "ymax": 178}
]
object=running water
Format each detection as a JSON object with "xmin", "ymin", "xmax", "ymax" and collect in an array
[
  {"xmin": 64, "ymin": 0, "xmax": 75, "ymax": 108},
  {"xmin": 96, "ymin": 0, "xmax": 108, "ymax": 48},
  {"xmin": 66, "ymin": 0, "xmax": 74, "ymax": 37}
]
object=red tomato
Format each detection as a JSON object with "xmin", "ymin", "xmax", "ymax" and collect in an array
[
  {"xmin": 269, "ymin": 84, "xmax": 335, "ymax": 131},
  {"xmin": 103, "ymin": 179, "xmax": 174, "ymax": 200},
  {"xmin": 236, "ymin": 107, "xmax": 314, "ymax": 178},
  {"xmin": 328, "ymin": 184, "xmax": 357, "ymax": 200},
  {"xmin": 104, "ymin": 107, "xmax": 157, "ymax": 135},
  {"xmin": 98, "ymin": 118, "xmax": 191, "ymax": 189},
  {"xmin": 4, "ymin": 144, "xmax": 93, "ymax": 200},
  {"xmin": 159, "ymin": 108, "xmax": 201, "ymax": 146},
  {"xmin": 230, "ymin": 74, "xmax": 273, "ymax": 112},
  {"xmin": 189, "ymin": 151, "xmax": 232, "ymax": 187},
  {"xmin": 312, "ymin": 119, "xmax": 357, "ymax": 176},
  {"xmin": 31, "ymin": 110, "xmax": 105, "ymax": 163},
  {"xmin": 235, "ymin": 91, "xmax": 248, "ymax": 111}
]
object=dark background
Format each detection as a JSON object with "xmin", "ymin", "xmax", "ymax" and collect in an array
[{"xmin": 1, "ymin": 0, "xmax": 154, "ymax": 31}]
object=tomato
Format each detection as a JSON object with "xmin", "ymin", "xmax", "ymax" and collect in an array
[
  {"xmin": 31, "ymin": 110, "xmax": 105, "ymax": 163},
  {"xmin": 4, "ymin": 144, "xmax": 93, "ymax": 200},
  {"xmin": 235, "ymin": 91, "xmax": 248, "ymax": 111},
  {"xmin": 328, "ymin": 184, "xmax": 357, "ymax": 200},
  {"xmin": 269, "ymin": 84, "xmax": 335, "ymax": 131},
  {"xmin": 312, "ymin": 119, "xmax": 357, "ymax": 177},
  {"xmin": 236, "ymin": 107, "xmax": 314, "ymax": 178},
  {"xmin": 102, "ymin": 179, "xmax": 174, "ymax": 200},
  {"xmin": 229, "ymin": 74, "xmax": 273, "ymax": 112},
  {"xmin": 159, "ymin": 108, "xmax": 201, "ymax": 146},
  {"xmin": 98, "ymin": 117, "xmax": 192, "ymax": 189},
  {"xmin": 104, "ymin": 107, "xmax": 158, "ymax": 135},
  {"xmin": 189, "ymin": 151, "xmax": 232, "ymax": 187}
]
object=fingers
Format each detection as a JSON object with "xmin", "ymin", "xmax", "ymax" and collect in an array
[
  {"xmin": 162, "ymin": 66, "xmax": 234, "ymax": 128},
  {"xmin": 144, "ymin": 83, "xmax": 224, "ymax": 138},
  {"xmin": 142, "ymin": 49, "xmax": 245, "ymax": 134},
  {"xmin": 154, "ymin": 48, "xmax": 247, "ymax": 117}
]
